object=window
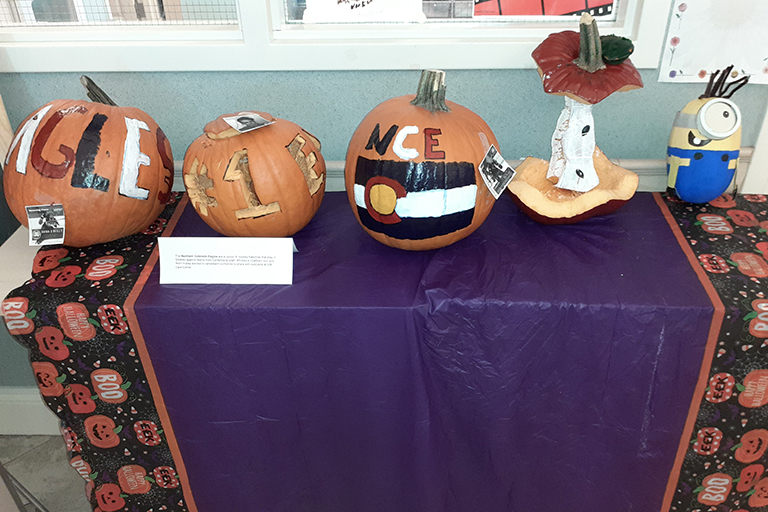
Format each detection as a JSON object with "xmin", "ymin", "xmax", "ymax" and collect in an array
[{"xmin": 0, "ymin": 0, "xmax": 669, "ymax": 72}]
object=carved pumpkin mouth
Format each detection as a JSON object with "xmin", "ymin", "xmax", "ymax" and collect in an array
[{"xmin": 353, "ymin": 156, "xmax": 477, "ymax": 240}]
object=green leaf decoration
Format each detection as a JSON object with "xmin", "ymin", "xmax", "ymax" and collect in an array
[
  {"xmin": 63, "ymin": 340, "xmax": 73, "ymax": 346},
  {"xmin": 115, "ymin": 264, "xmax": 127, "ymax": 270},
  {"xmin": 89, "ymin": 471, "xmax": 98, "ymax": 479},
  {"xmin": 761, "ymin": 228, "xmax": 767, "ymax": 233},
  {"xmin": 737, "ymin": 383, "xmax": 746, "ymax": 392},
  {"xmin": 690, "ymin": 438, "xmax": 696, "ymax": 444},
  {"xmin": 59, "ymin": 257, "xmax": 71, "ymax": 263},
  {"xmin": 120, "ymin": 381, "xmax": 131, "ymax": 389},
  {"xmin": 113, "ymin": 425, "xmax": 123, "ymax": 434},
  {"xmin": 748, "ymin": 489, "xmax": 757, "ymax": 497},
  {"xmin": 732, "ymin": 442, "xmax": 743, "ymax": 451},
  {"xmin": 600, "ymin": 34, "xmax": 634, "ymax": 65},
  {"xmin": 145, "ymin": 476, "xmax": 156, "ymax": 483},
  {"xmin": 91, "ymin": 395, "xmax": 99, "ymax": 400},
  {"xmin": 157, "ymin": 429, "xmax": 164, "ymax": 434},
  {"xmin": 25, "ymin": 310, "xmax": 36, "ymax": 319},
  {"xmin": 76, "ymin": 274, "xmax": 85, "ymax": 278},
  {"xmin": 695, "ymin": 221, "xmax": 703, "ymax": 226},
  {"xmin": 77, "ymin": 439, "xmax": 83, "ymax": 444},
  {"xmin": 55, "ymin": 375, "xmax": 66, "ymax": 383},
  {"xmin": 745, "ymin": 311, "xmax": 759, "ymax": 321},
  {"xmin": 87, "ymin": 318, "xmax": 100, "ymax": 326},
  {"xmin": 757, "ymin": 250, "xmax": 765, "ymax": 256},
  {"xmin": 728, "ymin": 260, "xmax": 738, "ymax": 267},
  {"xmin": 120, "ymin": 494, "xmax": 129, "ymax": 498},
  {"xmin": 693, "ymin": 485, "xmax": 704, "ymax": 494},
  {"xmin": 734, "ymin": 477, "xmax": 741, "ymax": 482}
]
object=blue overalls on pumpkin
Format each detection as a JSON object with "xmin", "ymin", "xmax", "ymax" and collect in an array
[{"xmin": 667, "ymin": 146, "xmax": 739, "ymax": 204}]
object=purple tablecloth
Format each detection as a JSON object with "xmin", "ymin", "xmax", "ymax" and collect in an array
[{"xmin": 133, "ymin": 192, "xmax": 714, "ymax": 512}]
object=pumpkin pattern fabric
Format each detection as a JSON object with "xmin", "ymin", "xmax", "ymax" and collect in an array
[
  {"xmin": 661, "ymin": 192, "xmax": 768, "ymax": 512},
  {"xmin": 2, "ymin": 192, "xmax": 190, "ymax": 512}
]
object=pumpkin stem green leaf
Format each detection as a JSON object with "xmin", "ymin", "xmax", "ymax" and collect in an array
[
  {"xmin": 80, "ymin": 76, "xmax": 118, "ymax": 107},
  {"xmin": 574, "ymin": 13, "xmax": 606, "ymax": 73},
  {"xmin": 600, "ymin": 35, "xmax": 634, "ymax": 65},
  {"xmin": 737, "ymin": 383, "xmax": 746, "ymax": 392},
  {"xmin": 410, "ymin": 69, "xmax": 451, "ymax": 113},
  {"xmin": 693, "ymin": 485, "xmax": 704, "ymax": 494}
]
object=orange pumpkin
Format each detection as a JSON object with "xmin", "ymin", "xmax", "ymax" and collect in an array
[
  {"xmin": 3, "ymin": 80, "xmax": 173, "ymax": 247},
  {"xmin": 344, "ymin": 69, "xmax": 498, "ymax": 251},
  {"xmin": 735, "ymin": 428, "xmax": 768, "ymax": 463},
  {"xmin": 182, "ymin": 111, "xmax": 325, "ymax": 237}
]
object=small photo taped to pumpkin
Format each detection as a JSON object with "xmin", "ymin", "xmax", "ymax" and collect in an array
[
  {"xmin": 479, "ymin": 145, "xmax": 516, "ymax": 200},
  {"xmin": 224, "ymin": 112, "xmax": 274, "ymax": 134},
  {"xmin": 26, "ymin": 204, "xmax": 65, "ymax": 247}
]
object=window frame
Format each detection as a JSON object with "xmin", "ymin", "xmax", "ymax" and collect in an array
[{"xmin": 0, "ymin": 0, "xmax": 671, "ymax": 72}]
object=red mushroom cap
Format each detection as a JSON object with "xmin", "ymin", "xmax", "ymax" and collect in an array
[{"xmin": 532, "ymin": 30, "xmax": 643, "ymax": 105}]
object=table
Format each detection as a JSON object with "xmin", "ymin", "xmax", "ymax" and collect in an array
[{"xmin": 132, "ymin": 192, "xmax": 715, "ymax": 512}]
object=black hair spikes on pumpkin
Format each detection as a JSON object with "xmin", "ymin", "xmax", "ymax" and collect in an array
[{"xmin": 700, "ymin": 65, "xmax": 749, "ymax": 100}]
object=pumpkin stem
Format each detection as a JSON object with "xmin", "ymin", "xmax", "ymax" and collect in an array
[
  {"xmin": 80, "ymin": 76, "xmax": 117, "ymax": 106},
  {"xmin": 574, "ymin": 13, "xmax": 606, "ymax": 73},
  {"xmin": 410, "ymin": 70, "xmax": 451, "ymax": 113}
]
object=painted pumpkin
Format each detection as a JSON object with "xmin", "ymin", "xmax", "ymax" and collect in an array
[
  {"xmin": 344, "ymin": 69, "xmax": 498, "ymax": 251},
  {"xmin": 737, "ymin": 464, "xmax": 764, "ymax": 492},
  {"xmin": 740, "ymin": 369, "xmax": 768, "ymax": 408},
  {"xmin": 183, "ymin": 111, "xmax": 325, "ymax": 237},
  {"xmin": 65, "ymin": 383, "xmax": 97, "ymax": 414},
  {"xmin": 735, "ymin": 429, "xmax": 768, "ymax": 463},
  {"xmin": 84, "ymin": 415, "xmax": 121, "ymax": 449},
  {"xmin": 697, "ymin": 473, "xmax": 732, "ymax": 506},
  {"xmin": 31, "ymin": 361, "xmax": 64, "ymax": 397},
  {"xmin": 750, "ymin": 478, "xmax": 768, "ymax": 508},
  {"xmin": 3, "ymin": 79, "xmax": 173, "ymax": 247},
  {"xmin": 33, "ymin": 247, "xmax": 69, "ymax": 273},
  {"xmin": 94, "ymin": 483, "xmax": 125, "ymax": 512},
  {"xmin": 35, "ymin": 326, "xmax": 69, "ymax": 361},
  {"xmin": 133, "ymin": 420, "xmax": 162, "ymax": 446},
  {"xmin": 153, "ymin": 466, "xmax": 180, "ymax": 489},
  {"xmin": 117, "ymin": 464, "xmax": 151, "ymax": 494}
]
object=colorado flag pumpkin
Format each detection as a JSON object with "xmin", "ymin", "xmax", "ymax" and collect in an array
[
  {"xmin": 345, "ymin": 69, "xmax": 499, "ymax": 251},
  {"xmin": 3, "ymin": 79, "xmax": 173, "ymax": 247}
]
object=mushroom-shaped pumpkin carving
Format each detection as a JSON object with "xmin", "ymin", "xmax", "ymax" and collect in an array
[{"xmin": 507, "ymin": 13, "xmax": 642, "ymax": 224}]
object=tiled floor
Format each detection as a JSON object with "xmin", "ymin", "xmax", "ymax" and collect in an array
[{"xmin": 0, "ymin": 435, "xmax": 91, "ymax": 512}]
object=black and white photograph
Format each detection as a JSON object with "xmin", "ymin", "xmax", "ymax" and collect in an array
[
  {"xmin": 478, "ymin": 145, "xmax": 516, "ymax": 199},
  {"xmin": 25, "ymin": 204, "xmax": 65, "ymax": 246},
  {"xmin": 223, "ymin": 112, "xmax": 274, "ymax": 133}
]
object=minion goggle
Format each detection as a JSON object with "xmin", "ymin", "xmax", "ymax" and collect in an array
[{"xmin": 673, "ymin": 98, "xmax": 742, "ymax": 140}]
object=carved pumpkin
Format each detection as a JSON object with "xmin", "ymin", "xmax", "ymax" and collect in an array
[
  {"xmin": 3, "ymin": 78, "xmax": 173, "ymax": 247},
  {"xmin": 345, "ymin": 70, "xmax": 498, "ymax": 251},
  {"xmin": 183, "ymin": 111, "xmax": 325, "ymax": 237}
]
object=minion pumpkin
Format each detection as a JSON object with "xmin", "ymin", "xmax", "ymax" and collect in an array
[{"xmin": 667, "ymin": 66, "xmax": 749, "ymax": 203}]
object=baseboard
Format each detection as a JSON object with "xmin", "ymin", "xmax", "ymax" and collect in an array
[
  {"xmin": 0, "ymin": 387, "xmax": 60, "ymax": 436},
  {"xmin": 172, "ymin": 147, "xmax": 755, "ymax": 195}
]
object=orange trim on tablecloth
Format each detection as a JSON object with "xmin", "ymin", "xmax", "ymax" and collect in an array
[
  {"xmin": 123, "ymin": 194, "xmax": 198, "ymax": 512},
  {"xmin": 654, "ymin": 192, "xmax": 726, "ymax": 512}
]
